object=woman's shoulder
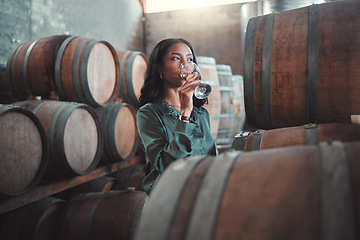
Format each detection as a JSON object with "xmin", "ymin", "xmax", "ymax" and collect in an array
[
  {"xmin": 138, "ymin": 99, "xmax": 163, "ymax": 111},
  {"xmin": 137, "ymin": 103, "xmax": 159, "ymax": 125},
  {"xmin": 137, "ymin": 103, "xmax": 157, "ymax": 118},
  {"xmin": 138, "ymin": 102, "xmax": 156, "ymax": 111},
  {"xmin": 137, "ymin": 100, "xmax": 165, "ymax": 118}
]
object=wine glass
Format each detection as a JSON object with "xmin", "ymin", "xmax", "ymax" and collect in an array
[{"xmin": 179, "ymin": 61, "xmax": 212, "ymax": 99}]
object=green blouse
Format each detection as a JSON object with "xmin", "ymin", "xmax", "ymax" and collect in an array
[{"xmin": 136, "ymin": 99, "xmax": 217, "ymax": 194}]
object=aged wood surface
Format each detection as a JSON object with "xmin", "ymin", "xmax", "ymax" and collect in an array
[{"xmin": 0, "ymin": 155, "xmax": 142, "ymax": 214}]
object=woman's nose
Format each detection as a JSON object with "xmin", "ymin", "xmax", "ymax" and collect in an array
[{"xmin": 180, "ymin": 59, "xmax": 192, "ymax": 68}]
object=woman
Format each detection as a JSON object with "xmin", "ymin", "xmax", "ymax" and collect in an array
[{"xmin": 137, "ymin": 38, "xmax": 217, "ymax": 194}]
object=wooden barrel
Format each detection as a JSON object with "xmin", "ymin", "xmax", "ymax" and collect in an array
[
  {"xmin": 243, "ymin": 1, "xmax": 360, "ymax": 129},
  {"xmin": 0, "ymin": 64, "xmax": 18, "ymax": 104},
  {"xmin": 95, "ymin": 102, "xmax": 139, "ymax": 162},
  {"xmin": 14, "ymin": 100, "xmax": 103, "ymax": 179},
  {"xmin": 7, "ymin": 35, "xmax": 120, "ymax": 107},
  {"xmin": 231, "ymin": 75, "xmax": 245, "ymax": 137},
  {"xmin": 0, "ymin": 104, "xmax": 48, "ymax": 197},
  {"xmin": 7, "ymin": 36, "xmax": 68, "ymax": 100},
  {"xmin": 196, "ymin": 56, "xmax": 221, "ymax": 140},
  {"xmin": 216, "ymin": 64, "xmax": 235, "ymax": 146},
  {"xmin": 232, "ymin": 123, "xmax": 360, "ymax": 151},
  {"xmin": 0, "ymin": 197, "xmax": 65, "ymax": 240},
  {"xmin": 59, "ymin": 190, "xmax": 148, "ymax": 240},
  {"xmin": 64, "ymin": 177, "xmax": 116, "ymax": 201},
  {"xmin": 113, "ymin": 172, "xmax": 145, "ymax": 192},
  {"xmin": 56, "ymin": 36, "xmax": 120, "ymax": 107},
  {"xmin": 135, "ymin": 142, "xmax": 360, "ymax": 239},
  {"xmin": 116, "ymin": 51, "xmax": 148, "ymax": 107},
  {"xmin": 112, "ymin": 164, "xmax": 146, "ymax": 191}
]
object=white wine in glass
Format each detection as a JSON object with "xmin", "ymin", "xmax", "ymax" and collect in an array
[{"xmin": 179, "ymin": 61, "xmax": 212, "ymax": 99}]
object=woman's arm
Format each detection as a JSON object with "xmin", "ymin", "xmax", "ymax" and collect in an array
[{"xmin": 136, "ymin": 106, "xmax": 197, "ymax": 173}]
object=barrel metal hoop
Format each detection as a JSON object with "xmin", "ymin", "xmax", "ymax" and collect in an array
[
  {"xmin": 32, "ymin": 100, "xmax": 49, "ymax": 114},
  {"xmin": 304, "ymin": 123, "xmax": 319, "ymax": 145},
  {"xmin": 251, "ymin": 129, "xmax": 264, "ymax": 150},
  {"xmin": 84, "ymin": 192, "xmax": 111, "ymax": 240},
  {"xmin": 8, "ymin": 44, "xmax": 24, "ymax": 99},
  {"xmin": 19, "ymin": 197, "xmax": 64, "ymax": 239},
  {"xmin": 166, "ymin": 157, "xmax": 214, "ymax": 240},
  {"xmin": 105, "ymin": 41, "xmax": 121, "ymax": 103},
  {"xmin": 243, "ymin": 17, "xmax": 258, "ymax": 128},
  {"xmin": 126, "ymin": 51, "xmax": 142, "ymax": 105},
  {"xmin": 71, "ymin": 38, "xmax": 90, "ymax": 104},
  {"xmin": 306, "ymin": 4, "xmax": 319, "ymax": 124},
  {"xmin": 100, "ymin": 103, "xmax": 114, "ymax": 160},
  {"xmin": 72, "ymin": 39, "xmax": 91, "ymax": 103},
  {"xmin": 185, "ymin": 151, "xmax": 240, "ymax": 240},
  {"xmin": 207, "ymin": 81, "xmax": 220, "ymax": 87},
  {"xmin": 60, "ymin": 193, "xmax": 88, "ymax": 239},
  {"xmin": 219, "ymin": 113, "xmax": 235, "ymax": 118},
  {"xmin": 320, "ymin": 141, "xmax": 356, "ymax": 240},
  {"xmin": 217, "ymin": 71, "xmax": 232, "ymax": 76},
  {"xmin": 219, "ymin": 86, "xmax": 234, "ymax": 92},
  {"xmin": 232, "ymin": 131, "xmax": 250, "ymax": 151},
  {"xmin": 135, "ymin": 156, "xmax": 206, "ymax": 240},
  {"xmin": 23, "ymin": 40, "xmax": 39, "ymax": 97},
  {"xmin": 107, "ymin": 103, "xmax": 123, "ymax": 160},
  {"xmin": 0, "ymin": 105, "xmax": 13, "ymax": 115},
  {"xmin": 209, "ymin": 115, "xmax": 221, "ymax": 121},
  {"xmin": 55, "ymin": 35, "xmax": 77, "ymax": 100},
  {"xmin": 262, "ymin": 13, "xmax": 275, "ymax": 130},
  {"xmin": 3, "ymin": 57, "xmax": 10, "ymax": 88},
  {"xmin": 119, "ymin": 51, "xmax": 132, "ymax": 103},
  {"xmin": 48, "ymin": 103, "xmax": 75, "ymax": 176}
]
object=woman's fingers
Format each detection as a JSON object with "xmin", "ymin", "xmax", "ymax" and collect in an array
[
  {"xmin": 180, "ymin": 79, "xmax": 201, "ymax": 93},
  {"xmin": 178, "ymin": 78, "xmax": 201, "ymax": 113}
]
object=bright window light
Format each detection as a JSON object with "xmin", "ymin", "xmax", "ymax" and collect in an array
[{"xmin": 146, "ymin": 0, "xmax": 257, "ymax": 13}]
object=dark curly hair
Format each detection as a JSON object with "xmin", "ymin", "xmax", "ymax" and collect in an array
[{"xmin": 139, "ymin": 38, "xmax": 207, "ymax": 108}]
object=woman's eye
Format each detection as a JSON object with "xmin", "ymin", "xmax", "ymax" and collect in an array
[
  {"xmin": 171, "ymin": 56, "xmax": 180, "ymax": 60},
  {"xmin": 187, "ymin": 58, "xmax": 194, "ymax": 62}
]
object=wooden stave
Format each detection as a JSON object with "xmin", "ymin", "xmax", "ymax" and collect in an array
[
  {"xmin": 196, "ymin": 56, "xmax": 221, "ymax": 141},
  {"xmin": 243, "ymin": 2, "xmax": 360, "ymax": 130},
  {"xmin": 135, "ymin": 141, "xmax": 360, "ymax": 239},
  {"xmin": 95, "ymin": 102, "xmax": 140, "ymax": 163},
  {"xmin": 116, "ymin": 51, "xmax": 148, "ymax": 107},
  {"xmin": 59, "ymin": 190, "xmax": 148, "ymax": 240},
  {"xmin": 0, "ymin": 104, "xmax": 48, "ymax": 197},
  {"xmin": 232, "ymin": 123, "xmax": 360, "ymax": 151},
  {"xmin": 14, "ymin": 100, "xmax": 103, "ymax": 179}
]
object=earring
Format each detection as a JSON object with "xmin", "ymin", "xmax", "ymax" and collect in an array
[{"xmin": 160, "ymin": 74, "xmax": 163, "ymax": 79}]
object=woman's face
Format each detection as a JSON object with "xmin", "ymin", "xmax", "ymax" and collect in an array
[{"xmin": 159, "ymin": 42, "xmax": 194, "ymax": 89}]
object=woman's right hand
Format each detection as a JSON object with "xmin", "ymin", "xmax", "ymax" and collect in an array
[{"xmin": 178, "ymin": 75, "xmax": 201, "ymax": 117}]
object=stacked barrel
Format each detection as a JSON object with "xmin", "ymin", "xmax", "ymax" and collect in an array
[
  {"xmin": 134, "ymin": 2, "xmax": 360, "ymax": 240},
  {"xmin": 197, "ymin": 57, "xmax": 246, "ymax": 152},
  {"xmin": 231, "ymin": 74, "xmax": 246, "ymax": 138},
  {"xmin": 196, "ymin": 56, "xmax": 221, "ymax": 141},
  {"xmin": 0, "ymin": 35, "xmax": 148, "ymax": 239},
  {"xmin": 2, "ymin": 34, "xmax": 147, "ymax": 181},
  {"xmin": 0, "ymin": 104, "xmax": 48, "ymax": 198},
  {"xmin": 234, "ymin": 0, "xmax": 360, "ymax": 151}
]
